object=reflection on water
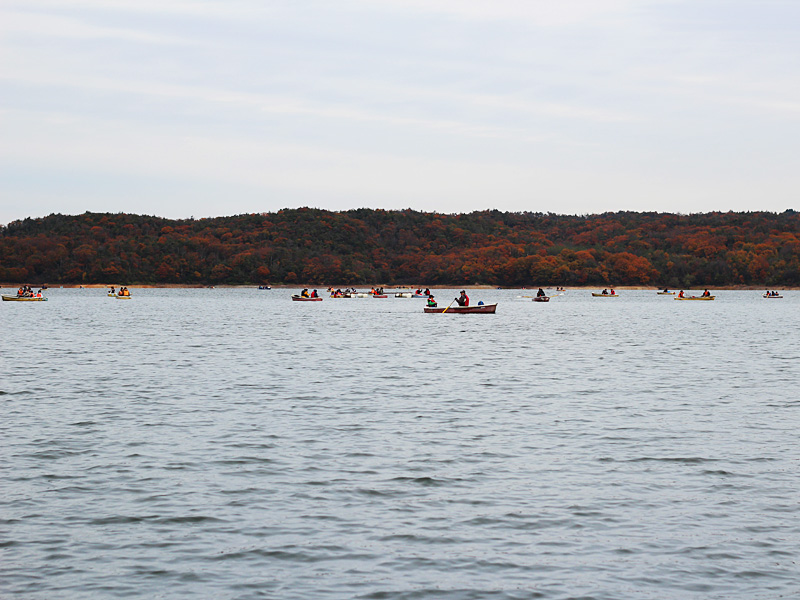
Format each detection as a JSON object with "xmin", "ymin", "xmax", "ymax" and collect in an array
[{"xmin": 2, "ymin": 288, "xmax": 799, "ymax": 599}]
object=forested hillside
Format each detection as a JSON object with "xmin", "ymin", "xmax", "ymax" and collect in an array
[{"xmin": 1, "ymin": 209, "xmax": 798, "ymax": 287}]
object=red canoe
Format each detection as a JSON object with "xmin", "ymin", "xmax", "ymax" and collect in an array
[
  {"xmin": 292, "ymin": 295, "xmax": 323, "ymax": 301},
  {"xmin": 424, "ymin": 303, "xmax": 497, "ymax": 314}
]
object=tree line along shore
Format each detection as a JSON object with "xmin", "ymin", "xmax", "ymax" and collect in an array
[{"xmin": 1, "ymin": 209, "xmax": 798, "ymax": 288}]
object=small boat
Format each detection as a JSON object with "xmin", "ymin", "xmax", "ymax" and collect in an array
[
  {"xmin": 657, "ymin": 291, "xmax": 675, "ymax": 295},
  {"xmin": 292, "ymin": 295, "xmax": 322, "ymax": 301},
  {"xmin": 424, "ymin": 303, "xmax": 497, "ymax": 314},
  {"xmin": 116, "ymin": 294, "xmax": 132, "ymax": 300},
  {"xmin": 2, "ymin": 295, "xmax": 47, "ymax": 301},
  {"xmin": 395, "ymin": 292, "xmax": 412, "ymax": 298},
  {"xmin": 411, "ymin": 294, "xmax": 429, "ymax": 298},
  {"xmin": 532, "ymin": 296, "xmax": 550, "ymax": 302},
  {"xmin": 592, "ymin": 293, "xmax": 619, "ymax": 297},
  {"xmin": 372, "ymin": 294, "xmax": 388, "ymax": 298},
  {"xmin": 674, "ymin": 295, "xmax": 715, "ymax": 301},
  {"xmin": 763, "ymin": 294, "xmax": 783, "ymax": 298},
  {"xmin": 258, "ymin": 286, "xmax": 271, "ymax": 290},
  {"xmin": 108, "ymin": 293, "xmax": 116, "ymax": 297}
]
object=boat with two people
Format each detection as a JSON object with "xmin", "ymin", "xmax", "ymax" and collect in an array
[
  {"xmin": 763, "ymin": 290, "xmax": 783, "ymax": 298},
  {"xmin": 592, "ymin": 289, "xmax": 618, "ymax": 297},
  {"xmin": 425, "ymin": 290, "xmax": 496, "ymax": 313},
  {"xmin": 675, "ymin": 289, "xmax": 715, "ymax": 301},
  {"xmin": 293, "ymin": 289, "xmax": 322, "ymax": 301},
  {"xmin": 424, "ymin": 301, "xmax": 497, "ymax": 314}
]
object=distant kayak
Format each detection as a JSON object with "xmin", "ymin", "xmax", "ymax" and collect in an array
[
  {"xmin": 592, "ymin": 293, "xmax": 618, "ymax": 297},
  {"xmin": 657, "ymin": 291, "xmax": 675, "ymax": 295},
  {"xmin": 292, "ymin": 295, "xmax": 322, "ymax": 301},
  {"xmin": 424, "ymin": 303, "xmax": 497, "ymax": 314},
  {"xmin": 116, "ymin": 295, "xmax": 132, "ymax": 299},
  {"xmin": 675, "ymin": 296, "xmax": 715, "ymax": 301},
  {"xmin": 532, "ymin": 296, "xmax": 550, "ymax": 302}
]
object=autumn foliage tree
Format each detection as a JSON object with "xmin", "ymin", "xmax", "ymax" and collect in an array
[{"xmin": 1, "ymin": 209, "xmax": 799, "ymax": 287}]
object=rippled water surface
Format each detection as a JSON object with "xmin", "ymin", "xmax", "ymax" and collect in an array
[{"xmin": 2, "ymin": 288, "xmax": 799, "ymax": 599}]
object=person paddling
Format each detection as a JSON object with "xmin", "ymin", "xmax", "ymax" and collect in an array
[{"xmin": 455, "ymin": 290, "xmax": 469, "ymax": 306}]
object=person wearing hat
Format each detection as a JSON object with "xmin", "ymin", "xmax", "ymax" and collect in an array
[{"xmin": 455, "ymin": 290, "xmax": 469, "ymax": 306}]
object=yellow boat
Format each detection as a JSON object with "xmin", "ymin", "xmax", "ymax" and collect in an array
[
  {"xmin": 2, "ymin": 295, "xmax": 47, "ymax": 301},
  {"xmin": 592, "ymin": 292, "xmax": 619, "ymax": 297},
  {"xmin": 657, "ymin": 291, "xmax": 675, "ymax": 295},
  {"xmin": 116, "ymin": 295, "xmax": 132, "ymax": 300}
]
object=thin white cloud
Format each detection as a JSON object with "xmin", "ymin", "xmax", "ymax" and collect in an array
[{"xmin": 0, "ymin": 9, "xmax": 190, "ymax": 45}]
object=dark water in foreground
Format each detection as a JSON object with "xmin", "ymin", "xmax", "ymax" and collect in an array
[{"xmin": 2, "ymin": 288, "xmax": 799, "ymax": 599}]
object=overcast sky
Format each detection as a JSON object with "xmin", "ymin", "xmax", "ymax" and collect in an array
[{"xmin": 1, "ymin": 0, "xmax": 799, "ymax": 224}]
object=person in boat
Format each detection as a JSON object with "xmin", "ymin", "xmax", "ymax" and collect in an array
[
  {"xmin": 610, "ymin": 288, "xmax": 616, "ymax": 295},
  {"xmin": 300, "ymin": 288, "xmax": 310, "ymax": 298},
  {"xmin": 601, "ymin": 289, "xmax": 608, "ymax": 295},
  {"xmin": 662, "ymin": 287, "xmax": 669, "ymax": 293},
  {"xmin": 536, "ymin": 288, "xmax": 546, "ymax": 297},
  {"xmin": 424, "ymin": 288, "xmax": 431, "ymax": 296},
  {"xmin": 427, "ymin": 295, "xmax": 437, "ymax": 307},
  {"xmin": 701, "ymin": 289, "xmax": 710, "ymax": 297},
  {"xmin": 310, "ymin": 289, "xmax": 319, "ymax": 298},
  {"xmin": 678, "ymin": 290, "xmax": 685, "ymax": 298},
  {"xmin": 17, "ymin": 286, "xmax": 24, "ymax": 297},
  {"xmin": 36, "ymin": 290, "xmax": 43, "ymax": 298},
  {"xmin": 109, "ymin": 286, "xmax": 116, "ymax": 294},
  {"xmin": 455, "ymin": 290, "xmax": 469, "ymax": 306}
]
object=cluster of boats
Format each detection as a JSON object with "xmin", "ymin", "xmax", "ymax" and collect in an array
[
  {"xmin": 2, "ymin": 285, "xmax": 47, "ymax": 301},
  {"xmin": 2, "ymin": 294, "xmax": 48, "ymax": 302}
]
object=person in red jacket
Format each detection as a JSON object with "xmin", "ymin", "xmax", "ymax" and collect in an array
[{"xmin": 456, "ymin": 290, "xmax": 469, "ymax": 306}]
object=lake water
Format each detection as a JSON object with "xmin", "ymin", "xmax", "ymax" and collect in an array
[{"xmin": 2, "ymin": 288, "xmax": 799, "ymax": 599}]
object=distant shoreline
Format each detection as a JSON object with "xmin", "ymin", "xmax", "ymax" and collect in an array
[{"xmin": 2, "ymin": 284, "xmax": 795, "ymax": 291}]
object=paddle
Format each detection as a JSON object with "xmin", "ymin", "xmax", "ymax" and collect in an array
[{"xmin": 441, "ymin": 298, "xmax": 457, "ymax": 313}]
